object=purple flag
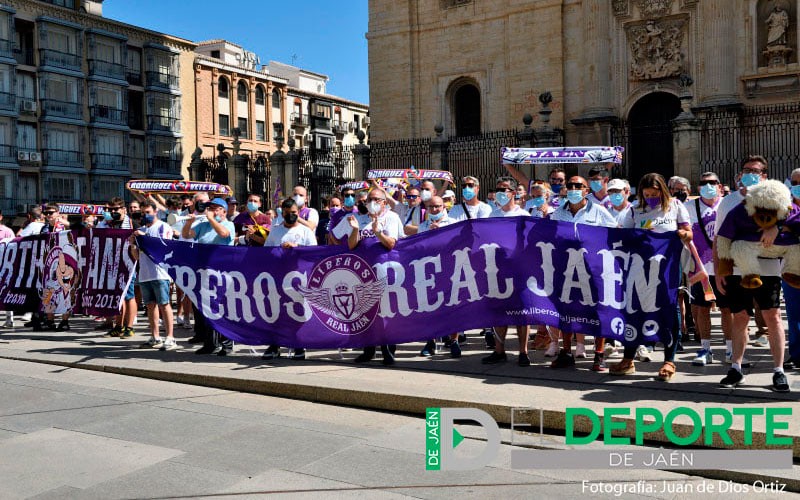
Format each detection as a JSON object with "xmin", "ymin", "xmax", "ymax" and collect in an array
[
  {"xmin": 0, "ymin": 229, "xmax": 136, "ymax": 316},
  {"xmin": 138, "ymin": 218, "xmax": 681, "ymax": 348}
]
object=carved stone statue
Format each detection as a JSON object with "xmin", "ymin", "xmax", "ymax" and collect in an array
[
  {"xmin": 766, "ymin": 6, "xmax": 789, "ymax": 47},
  {"xmin": 629, "ymin": 19, "xmax": 685, "ymax": 80}
]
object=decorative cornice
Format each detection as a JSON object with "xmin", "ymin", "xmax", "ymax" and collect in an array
[{"xmin": 7, "ymin": 0, "xmax": 196, "ymax": 51}]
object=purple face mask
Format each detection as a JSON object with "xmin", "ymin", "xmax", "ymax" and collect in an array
[{"xmin": 645, "ymin": 197, "xmax": 661, "ymax": 209}]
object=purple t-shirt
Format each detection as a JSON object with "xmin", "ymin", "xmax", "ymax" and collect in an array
[
  {"xmin": 233, "ymin": 211, "xmax": 271, "ymax": 231},
  {"xmin": 716, "ymin": 202, "xmax": 800, "ymax": 245},
  {"xmin": 328, "ymin": 207, "xmax": 357, "ymax": 236},
  {"xmin": 785, "ymin": 202, "xmax": 800, "ymax": 234}
]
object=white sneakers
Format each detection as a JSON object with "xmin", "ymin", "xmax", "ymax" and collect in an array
[
  {"xmin": 635, "ymin": 345, "xmax": 652, "ymax": 362},
  {"xmin": 544, "ymin": 342, "xmax": 558, "ymax": 357},
  {"xmin": 575, "ymin": 343, "xmax": 587, "ymax": 358}
]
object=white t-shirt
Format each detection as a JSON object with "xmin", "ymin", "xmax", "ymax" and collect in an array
[
  {"xmin": 332, "ymin": 210, "xmax": 405, "ymax": 241},
  {"xmin": 448, "ymin": 201, "xmax": 493, "ymax": 221},
  {"xmin": 265, "ymin": 224, "xmax": 318, "ymax": 247},
  {"xmin": 550, "ymin": 200, "xmax": 618, "ymax": 228},
  {"xmin": 685, "ymin": 197, "xmax": 720, "ymax": 275},
  {"xmin": 622, "ymin": 199, "xmax": 689, "ymax": 233},
  {"xmin": 489, "ymin": 205, "xmax": 531, "ymax": 218},
  {"xmin": 715, "ymin": 189, "xmax": 782, "ymax": 277},
  {"xmin": 418, "ymin": 214, "xmax": 456, "ymax": 232},
  {"xmin": 523, "ymin": 200, "xmax": 554, "ymax": 218},
  {"xmin": 609, "ymin": 204, "xmax": 633, "ymax": 225},
  {"xmin": 587, "ymin": 192, "xmax": 613, "ymax": 210},
  {"xmin": 97, "ymin": 215, "xmax": 133, "ymax": 229},
  {"xmin": 19, "ymin": 221, "xmax": 45, "ymax": 237},
  {"xmin": 138, "ymin": 220, "xmax": 174, "ymax": 282},
  {"xmin": 394, "ymin": 203, "xmax": 426, "ymax": 226}
]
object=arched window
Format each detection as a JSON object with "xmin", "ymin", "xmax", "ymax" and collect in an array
[
  {"xmin": 272, "ymin": 89, "xmax": 281, "ymax": 110},
  {"xmin": 237, "ymin": 81, "xmax": 248, "ymax": 103},
  {"xmin": 255, "ymin": 85, "xmax": 265, "ymax": 105},
  {"xmin": 217, "ymin": 77, "xmax": 228, "ymax": 99}
]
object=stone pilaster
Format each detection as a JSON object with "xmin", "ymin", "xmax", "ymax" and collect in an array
[{"xmin": 698, "ymin": 0, "xmax": 739, "ymax": 107}]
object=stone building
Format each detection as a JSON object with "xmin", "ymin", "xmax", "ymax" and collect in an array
[
  {"xmin": 0, "ymin": 0, "xmax": 196, "ymax": 213},
  {"xmin": 367, "ymin": 0, "xmax": 800, "ymax": 184}
]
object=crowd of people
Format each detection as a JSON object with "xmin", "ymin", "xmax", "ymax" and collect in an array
[{"xmin": 1, "ymin": 155, "xmax": 798, "ymax": 392}]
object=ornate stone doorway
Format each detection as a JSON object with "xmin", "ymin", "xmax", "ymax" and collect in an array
[{"xmin": 625, "ymin": 92, "xmax": 681, "ymax": 188}]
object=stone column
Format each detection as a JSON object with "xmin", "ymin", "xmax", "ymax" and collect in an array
[
  {"xmin": 189, "ymin": 147, "xmax": 203, "ymax": 181},
  {"xmin": 580, "ymin": 0, "xmax": 614, "ymax": 119},
  {"xmin": 672, "ymin": 84, "xmax": 702, "ymax": 184},
  {"xmin": 284, "ymin": 137, "xmax": 300, "ymax": 193},
  {"xmin": 352, "ymin": 130, "xmax": 370, "ymax": 181},
  {"xmin": 430, "ymin": 125, "xmax": 449, "ymax": 171},
  {"xmin": 698, "ymin": 0, "xmax": 738, "ymax": 107}
]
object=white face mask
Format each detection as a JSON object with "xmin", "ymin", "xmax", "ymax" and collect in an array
[
  {"xmin": 367, "ymin": 201, "xmax": 382, "ymax": 215},
  {"xmin": 420, "ymin": 189, "xmax": 432, "ymax": 202},
  {"xmin": 293, "ymin": 194, "xmax": 305, "ymax": 208}
]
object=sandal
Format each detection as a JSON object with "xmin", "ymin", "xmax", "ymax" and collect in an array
[
  {"xmin": 609, "ymin": 359, "xmax": 635, "ymax": 376},
  {"xmin": 658, "ymin": 361, "xmax": 676, "ymax": 382}
]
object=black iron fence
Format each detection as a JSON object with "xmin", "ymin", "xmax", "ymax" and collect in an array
[
  {"xmin": 448, "ymin": 129, "xmax": 521, "ymax": 194},
  {"xmin": 199, "ymin": 156, "xmax": 229, "ymax": 185},
  {"xmin": 700, "ymin": 103, "xmax": 800, "ymax": 185},
  {"xmin": 296, "ymin": 145, "xmax": 356, "ymax": 210},
  {"xmin": 368, "ymin": 137, "xmax": 432, "ymax": 170},
  {"xmin": 248, "ymin": 155, "xmax": 272, "ymax": 204}
]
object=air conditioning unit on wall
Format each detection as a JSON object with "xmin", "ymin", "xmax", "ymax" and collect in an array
[
  {"xmin": 17, "ymin": 151, "xmax": 30, "ymax": 162},
  {"xmin": 29, "ymin": 152, "xmax": 42, "ymax": 163},
  {"xmin": 21, "ymin": 99, "xmax": 37, "ymax": 113}
]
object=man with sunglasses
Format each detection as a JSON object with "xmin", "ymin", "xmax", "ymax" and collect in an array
[
  {"xmin": 395, "ymin": 187, "xmax": 425, "ymax": 236},
  {"xmin": 550, "ymin": 176, "xmax": 618, "ymax": 371},
  {"xmin": 328, "ymin": 186, "xmax": 360, "ymax": 244},
  {"xmin": 483, "ymin": 179, "xmax": 533, "ymax": 367},
  {"xmin": 685, "ymin": 172, "xmax": 732, "ymax": 368},
  {"xmin": 333, "ymin": 188, "xmax": 404, "ymax": 365},
  {"xmin": 449, "ymin": 176, "xmax": 492, "ymax": 221},
  {"xmin": 715, "ymin": 156, "xmax": 790, "ymax": 392},
  {"xmin": 98, "ymin": 198, "xmax": 137, "ymax": 339}
]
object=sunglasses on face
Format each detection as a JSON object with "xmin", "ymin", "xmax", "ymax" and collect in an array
[
  {"xmin": 43, "ymin": 211, "xmax": 56, "ymax": 216},
  {"xmin": 566, "ymin": 183, "xmax": 586, "ymax": 189},
  {"xmin": 698, "ymin": 180, "xmax": 719, "ymax": 186},
  {"xmin": 108, "ymin": 207, "xmax": 123, "ymax": 212},
  {"xmin": 343, "ymin": 193, "xmax": 355, "ymax": 198},
  {"xmin": 406, "ymin": 195, "xmax": 419, "ymax": 200},
  {"xmin": 495, "ymin": 188, "xmax": 513, "ymax": 193},
  {"xmin": 550, "ymin": 178, "xmax": 564, "ymax": 183},
  {"xmin": 461, "ymin": 183, "xmax": 476, "ymax": 188}
]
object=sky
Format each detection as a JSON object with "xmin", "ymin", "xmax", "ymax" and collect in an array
[{"xmin": 104, "ymin": 0, "xmax": 370, "ymax": 104}]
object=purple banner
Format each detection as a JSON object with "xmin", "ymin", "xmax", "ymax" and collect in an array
[
  {"xmin": 502, "ymin": 146, "xmax": 624, "ymax": 164},
  {"xmin": 0, "ymin": 229, "xmax": 136, "ymax": 316},
  {"xmin": 138, "ymin": 218, "xmax": 681, "ymax": 348}
]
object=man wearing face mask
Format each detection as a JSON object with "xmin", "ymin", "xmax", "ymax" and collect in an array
[
  {"xmin": 607, "ymin": 178, "xmax": 633, "ymax": 224},
  {"xmin": 781, "ymin": 168, "xmax": 800, "ymax": 370},
  {"xmin": 685, "ymin": 172, "xmax": 731, "ymax": 367},
  {"xmin": 332, "ymin": 188, "xmax": 404, "ymax": 365},
  {"xmin": 715, "ymin": 156, "xmax": 790, "ymax": 392},
  {"xmin": 550, "ymin": 176, "xmax": 618, "ymax": 372},
  {"xmin": 669, "ymin": 176, "xmax": 691, "ymax": 203},
  {"xmin": 396, "ymin": 187, "xmax": 425, "ymax": 236},
  {"xmin": 586, "ymin": 166, "xmax": 613, "ymax": 209},
  {"xmin": 328, "ymin": 187, "xmax": 360, "ymax": 244},
  {"xmin": 483, "ymin": 179, "xmax": 533, "ymax": 367},
  {"xmin": 183, "ymin": 197, "xmax": 236, "ymax": 355},
  {"xmin": 233, "ymin": 193, "xmax": 271, "ymax": 246},
  {"xmin": 262, "ymin": 197, "xmax": 318, "ymax": 361},
  {"xmin": 289, "ymin": 185, "xmax": 319, "ymax": 232},
  {"xmin": 99, "ymin": 198, "xmax": 136, "ymax": 339},
  {"xmin": 449, "ymin": 176, "xmax": 492, "ymax": 221}
]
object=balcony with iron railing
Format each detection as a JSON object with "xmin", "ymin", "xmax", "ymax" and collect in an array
[
  {"xmin": 88, "ymin": 59, "xmax": 126, "ymax": 81},
  {"xmin": 147, "ymin": 115, "xmax": 180, "ymax": 133},
  {"xmin": 39, "ymin": 48, "xmax": 82, "ymax": 72},
  {"xmin": 149, "ymin": 156, "xmax": 181, "ymax": 176},
  {"xmin": 43, "ymin": 148, "xmax": 84, "ymax": 167},
  {"xmin": 128, "ymin": 108, "xmax": 144, "ymax": 130},
  {"xmin": 126, "ymin": 70, "xmax": 142, "ymax": 86},
  {"xmin": 91, "ymin": 152, "xmax": 126, "ymax": 170},
  {"xmin": 0, "ymin": 39, "xmax": 12, "ymax": 59},
  {"xmin": 129, "ymin": 156, "xmax": 146, "ymax": 175},
  {"xmin": 291, "ymin": 113, "xmax": 309, "ymax": 127},
  {"xmin": 40, "ymin": 99, "xmax": 83, "ymax": 119},
  {"xmin": 0, "ymin": 91, "xmax": 14, "ymax": 111},
  {"xmin": 145, "ymin": 71, "xmax": 179, "ymax": 90},
  {"xmin": 0, "ymin": 144, "xmax": 16, "ymax": 162},
  {"xmin": 89, "ymin": 105, "xmax": 127, "ymax": 125},
  {"xmin": 332, "ymin": 120, "xmax": 350, "ymax": 135},
  {"xmin": 13, "ymin": 46, "xmax": 35, "ymax": 65}
]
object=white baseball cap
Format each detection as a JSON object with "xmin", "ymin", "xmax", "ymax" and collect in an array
[
  {"xmin": 442, "ymin": 189, "xmax": 456, "ymax": 199},
  {"xmin": 607, "ymin": 179, "xmax": 629, "ymax": 191}
]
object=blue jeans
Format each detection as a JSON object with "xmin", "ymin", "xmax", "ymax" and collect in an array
[{"xmin": 782, "ymin": 282, "xmax": 800, "ymax": 361}]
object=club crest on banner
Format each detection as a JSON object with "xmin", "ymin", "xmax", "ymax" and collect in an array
[
  {"xmin": 300, "ymin": 254, "xmax": 386, "ymax": 335},
  {"xmin": 39, "ymin": 232, "xmax": 82, "ymax": 316}
]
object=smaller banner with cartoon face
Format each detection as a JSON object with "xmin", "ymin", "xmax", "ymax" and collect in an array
[{"xmin": 0, "ymin": 229, "xmax": 136, "ymax": 317}]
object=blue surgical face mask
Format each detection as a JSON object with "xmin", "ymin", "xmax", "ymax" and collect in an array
[
  {"xmin": 791, "ymin": 185, "xmax": 800, "ymax": 200},
  {"xmin": 589, "ymin": 180, "xmax": 604, "ymax": 193},
  {"xmin": 428, "ymin": 210, "xmax": 444, "ymax": 221},
  {"xmin": 700, "ymin": 183, "xmax": 718, "ymax": 200},
  {"xmin": 141, "ymin": 214, "xmax": 155, "ymax": 226},
  {"xmin": 247, "ymin": 201, "xmax": 258, "ymax": 213},
  {"xmin": 343, "ymin": 195, "xmax": 356, "ymax": 208},
  {"xmin": 566, "ymin": 190, "xmax": 584, "ymax": 204},
  {"xmin": 741, "ymin": 173, "xmax": 761, "ymax": 187},
  {"xmin": 103, "ymin": 211, "xmax": 112, "ymax": 221},
  {"xmin": 609, "ymin": 193, "xmax": 625, "ymax": 207},
  {"xmin": 551, "ymin": 184, "xmax": 563, "ymax": 195},
  {"xmin": 494, "ymin": 191, "xmax": 510, "ymax": 207},
  {"xmin": 214, "ymin": 215, "xmax": 223, "ymax": 222},
  {"xmin": 530, "ymin": 196, "xmax": 545, "ymax": 207},
  {"xmin": 462, "ymin": 187, "xmax": 475, "ymax": 201}
]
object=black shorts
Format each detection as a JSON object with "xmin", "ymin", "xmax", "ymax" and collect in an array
[
  {"xmin": 724, "ymin": 276, "xmax": 782, "ymax": 315},
  {"xmin": 690, "ymin": 279, "xmax": 727, "ymax": 309}
]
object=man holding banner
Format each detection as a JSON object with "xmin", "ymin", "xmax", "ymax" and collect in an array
[
  {"xmin": 333, "ymin": 187, "xmax": 404, "ymax": 365},
  {"xmin": 483, "ymin": 179, "xmax": 533, "ymax": 367},
  {"xmin": 99, "ymin": 198, "xmax": 136, "ymax": 339}
]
